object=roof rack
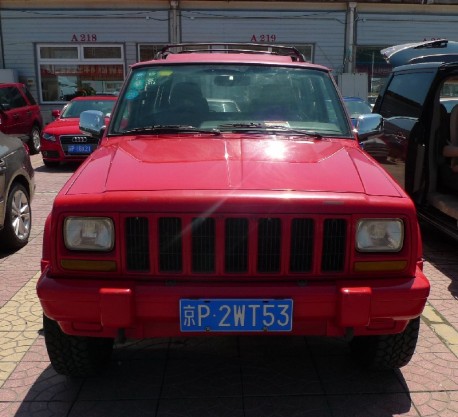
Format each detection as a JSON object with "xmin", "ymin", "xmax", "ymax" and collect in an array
[
  {"xmin": 156, "ymin": 43, "xmax": 306, "ymax": 62},
  {"xmin": 413, "ymin": 39, "xmax": 448, "ymax": 50}
]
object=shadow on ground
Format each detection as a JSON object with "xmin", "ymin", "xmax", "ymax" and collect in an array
[{"xmin": 14, "ymin": 336, "xmax": 413, "ymax": 417}]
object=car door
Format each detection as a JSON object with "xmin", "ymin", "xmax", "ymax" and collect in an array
[
  {"xmin": 8, "ymin": 86, "xmax": 32, "ymax": 135},
  {"xmin": 0, "ymin": 86, "xmax": 18, "ymax": 134},
  {"xmin": 0, "ymin": 86, "xmax": 29, "ymax": 136},
  {"xmin": 374, "ymin": 68, "xmax": 437, "ymax": 201},
  {"xmin": 0, "ymin": 137, "xmax": 9, "ymax": 226}
]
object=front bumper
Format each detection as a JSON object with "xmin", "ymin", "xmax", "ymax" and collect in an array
[{"xmin": 37, "ymin": 267, "xmax": 430, "ymax": 338}]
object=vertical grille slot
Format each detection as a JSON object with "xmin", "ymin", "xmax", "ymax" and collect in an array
[
  {"xmin": 225, "ymin": 218, "xmax": 249, "ymax": 273},
  {"xmin": 126, "ymin": 217, "xmax": 150, "ymax": 271},
  {"xmin": 159, "ymin": 217, "xmax": 182, "ymax": 272},
  {"xmin": 321, "ymin": 219, "xmax": 346, "ymax": 272},
  {"xmin": 258, "ymin": 218, "xmax": 281, "ymax": 273},
  {"xmin": 290, "ymin": 218, "xmax": 314, "ymax": 272},
  {"xmin": 192, "ymin": 217, "xmax": 215, "ymax": 273}
]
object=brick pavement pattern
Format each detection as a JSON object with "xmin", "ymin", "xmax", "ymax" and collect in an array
[{"xmin": 0, "ymin": 154, "xmax": 457, "ymax": 416}]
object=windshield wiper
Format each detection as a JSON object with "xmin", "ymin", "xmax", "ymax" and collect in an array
[
  {"xmin": 120, "ymin": 125, "xmax": 221, "ymax": 135},
  {"xmin": 218, "ymin": 122, "xmax": 263, "ymax": 130},
  {"xmin": 262, "ymin": 125, "xmax": 323, "ymax": 138},
  {"xmin": 218, "ymin": 123, "xmax": 322, "ymax": 138}
]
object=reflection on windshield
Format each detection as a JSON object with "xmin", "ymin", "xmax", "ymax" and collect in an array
[
  {"xmin": 61, "ymin": 99, "xmax": 116, "ymax": 118},
  {"xmin": 110, "ymin": 65, "xmax": 352, "ymax": 137}
]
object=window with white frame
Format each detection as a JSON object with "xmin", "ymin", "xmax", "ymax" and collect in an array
[
  {"xmin": 355, "ymin": 46, "xmax": 392, "ymax": 101},
  {"xmin": 138, "ymin": 44, "xmax": 167, "ymax": 62},
  {"xmin": 292, "ymin": 45, "xmax": 313, "ymax": 62},
  {"xmin": 38, "ymin": 44, "xmax": 125, "ymax": 103}
]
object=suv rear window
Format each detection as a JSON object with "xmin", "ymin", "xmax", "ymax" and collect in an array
[{"xmin": 379, "ymin": 71, "xmax": 435, "ymax": 119}]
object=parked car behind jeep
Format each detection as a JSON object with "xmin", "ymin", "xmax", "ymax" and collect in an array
[
  {"xmin": 40, "ymin": 95, "xmax": 117, "ymax": 168},
  {"xmin": 0, "ymin": 132, "xmax": 35, "ymax": 250},
  {"xmin": 373, "ymin": 39, "xmax": 458, "ymax": 240},
  {"xmin": 36, "ymin": 43, "xmax": 429, "ymax": 377},
  {"xmin": 0, "ymin": 83, "xmax": 43, "ymax": 154}
]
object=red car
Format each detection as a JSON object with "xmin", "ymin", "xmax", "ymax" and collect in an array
[
  {"xmin": 37, "ymin": 43, "xmax": 430, "ymax": 377},
  {"xmin": 40, "ymin": 95, "xmax": 117, "ymax": 167},
  {"xmin": 0, "ymin": 82, "xmax": 43, "ymax": 154}
]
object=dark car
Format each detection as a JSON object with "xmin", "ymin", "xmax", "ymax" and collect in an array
[
  {"xmin": 372, "ymin": 39, "xmax": 458, "ymax": 240},
  {"xmin": 0, "ymin": 132, "xmax": 35, "ymax": 250},
  {"xmin": 40, "ymin": 95, "xmax": 117, "ymax": 167},
  {"xmin": 0, "ymin": 83, "xmax": 43, "ymax": 154}
]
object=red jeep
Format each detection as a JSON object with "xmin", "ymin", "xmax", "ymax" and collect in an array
[{"xmin": 36, "ymin": 44, "xmax": 430, "ymax": 376}]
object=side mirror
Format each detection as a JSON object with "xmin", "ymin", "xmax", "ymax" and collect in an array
[
  {"xmin": 355, "ymin": 113, "xmax": 383, "ymax": 140},
  {"xmin": 51, "ymin": 109, "xmax": 61, "ymax": 119},
  {"xmin": 80, "ymin": 110, "xmax": 105, "ymax": 139}
]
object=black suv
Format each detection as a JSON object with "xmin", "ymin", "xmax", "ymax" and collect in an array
[{"xmin": 372, "ymin": 39, "xmax": 458, "ymax": 240}]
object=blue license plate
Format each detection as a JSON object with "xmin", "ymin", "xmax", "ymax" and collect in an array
[
  {"xmin": 179, "ymin": 299, "xmax": 293, "ymax": 332},
  {"xmin": 68, "ymin": 144, "xmax": 92, "ymax": 154}
]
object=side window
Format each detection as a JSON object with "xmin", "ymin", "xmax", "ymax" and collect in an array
[
  {"xmin": 0, "ymin": 88, "xmax": 10, "ymax": 107},
  {"xmin": 21, "ymin": 85, "xmax": 37, "ymax": 105},
  {"xmin": 379, "ymin": 71, "xmax": 435, "ymax": 119},
  {"xmin": 7, "ymin": 87, "xmax": 27, "ymax": 109}
]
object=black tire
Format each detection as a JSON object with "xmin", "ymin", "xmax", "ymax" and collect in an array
[
  {"xmin": 43, "ymin": 315, "xmax": 114, "ymax": 377},
  {"xmin": 0, "ymin": 183, "xmax": 31, "ymax": 250},
  {"xmin": 43, "ymin": 160, "xmax": 60, "ymax": 168},
  {"xmin": 350, "ymin": 317, "xmax": 420, "ymax": 370},
  {"xmin": 28, "ymin": 125, "xmax": 41, "ymax": 154}
]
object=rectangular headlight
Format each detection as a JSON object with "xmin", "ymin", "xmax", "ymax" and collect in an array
[
  {"xmin": 356, "ymin": 219, "xmax": 404, "ymax": 252},
  {"xmin": 64, "ymin": 217, "xmax": 114, "ymax": 251}
]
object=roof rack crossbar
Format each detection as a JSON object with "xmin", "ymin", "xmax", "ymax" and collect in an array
[
  {"xmin": 413, "ymin": 39, "xmax": 448, "ymax": 50},
  {"xmin": 156, "ymin": 43, "xmax": 306, "ymax": 62}
]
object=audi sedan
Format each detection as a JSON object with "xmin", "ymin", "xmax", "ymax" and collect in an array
[{"xmin": 40, "ymin": 95, "xmax": 117, "ymax": 168}]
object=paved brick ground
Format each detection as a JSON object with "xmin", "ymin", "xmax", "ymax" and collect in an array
[{"xmin": 0, "ymin": 154, "xmax": 457, "ymax": 417}]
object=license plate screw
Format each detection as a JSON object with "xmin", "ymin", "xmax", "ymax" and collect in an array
[{"xmin": 205, "ymin": 327, "xmax": 211, "ymax": 332}]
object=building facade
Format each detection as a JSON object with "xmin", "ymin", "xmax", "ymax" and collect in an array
[{"xmin": 1, "ymin": 0, "xmax": 458, "ymax": 121}]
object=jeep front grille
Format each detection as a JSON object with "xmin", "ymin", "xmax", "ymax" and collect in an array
[
  {"xmin": 192, "ymin": 217, "xmax": 215, "ymax": 273},
  {"xmin": 125, "ymin": 215, "xmax": 347, "ymax": 276},
  {"xmin": 290, "ymin": 218, "xmax": 314, "ymax": 273},
  {"xmin": 158, "ymin": 217, "xmax": 182, "ymax": 272},
  {"xmin": 322, "ymin": 219, "xmax": 347, "ymax": 272},
  {"xmin": 125, "ymin": 217, "xmax": 150, "ymax": 271},
  {"xmin": 258, "ymin": 218, "xmax": 281, "ymax": 273},
  {"xmin": 225, "ymin": 218, "xmax": 249, "ymax": 273}
]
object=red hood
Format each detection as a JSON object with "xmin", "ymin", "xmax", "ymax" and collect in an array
[
  {"xmin": 43, "ymin": 118, "xmax": 81, "ymax": 135},
  {"xmin": 65, "ymin": 135, "xmax": 402, "ymax": 197}
]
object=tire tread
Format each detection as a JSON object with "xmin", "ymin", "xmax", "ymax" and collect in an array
[
  {"xmin": 43, "ymin": 315, "xmax": 113, "ymax": 377},
  {"xmin": 351, "ymin": 317, "xmax": 420, "ymax": 370}
]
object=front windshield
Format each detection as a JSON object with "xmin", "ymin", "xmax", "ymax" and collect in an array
[
  {"xmin": 109, "ymin": 64, "xmax": 352, "ymax": 137},
  {"xmin": 61, "ymin": 99, "xmax": 116, "ymax": 118}
]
